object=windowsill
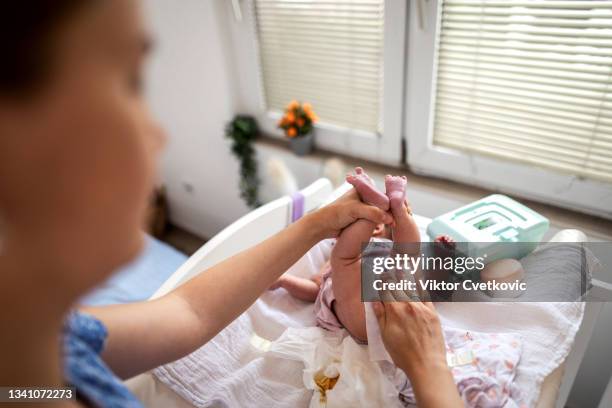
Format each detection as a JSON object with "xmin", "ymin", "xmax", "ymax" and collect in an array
[
  {"xmin": 254, "ymin": 135, "xmax": 612, "ymax": 241},
  {"xmin": 255, "ymin": 134, "xmax": 404, "ymax": 171}
]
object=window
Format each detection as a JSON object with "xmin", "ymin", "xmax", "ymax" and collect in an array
[
  {"xmin": 230, "ymin": 0, "xmax": 407, "ymax": 163},
  {"xmin": 434, "ymin": 0, "xmax": 612, "ymax": 183},
  {"xmin": 406, "ymin": 0, "xmax": 612, "ymax": 218},
  {"xmin": 254, "ymin": 0, "xmax": 385, "ymax": 134}
]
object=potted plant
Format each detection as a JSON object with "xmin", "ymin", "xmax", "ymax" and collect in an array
[
  {"xmin": 277, "ymin": 100, "xmax": 319, "ymax": 156},
  {"xmin": 225, "ymin": 115, "xmax": 261, "ymax": 208}
]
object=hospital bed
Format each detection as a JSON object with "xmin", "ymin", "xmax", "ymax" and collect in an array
[{"xmin": 127, "ymin": 179, "xmax": 611, "ymax": 408}]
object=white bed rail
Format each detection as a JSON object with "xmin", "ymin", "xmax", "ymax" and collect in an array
[
  {"xmin": 151, "ymin": 178, "xmax": 333, "ymax": 299},
  {"xmin": 556, "ymin": 278, "xmax": 612, "ymax": 408}
]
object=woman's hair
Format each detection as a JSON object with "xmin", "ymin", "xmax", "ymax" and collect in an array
[{"xmin": 0, "ymin": 1, "xmax": 90, "ymax": 97}]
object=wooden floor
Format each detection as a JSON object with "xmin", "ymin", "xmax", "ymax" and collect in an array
[{"xmin": 160, "ymin": 224, "xmax": 207, "ymax": 256}]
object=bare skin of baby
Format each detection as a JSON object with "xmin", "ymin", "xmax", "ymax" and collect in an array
[{"xmin": 270, "ymin": 167, "xmax": 423, "ymax": 342}]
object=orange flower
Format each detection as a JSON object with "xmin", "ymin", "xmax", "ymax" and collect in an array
[
  {"xmin": 287, "ymin": 127, "xmax": 297, "ymax": 138},
  {"xmin": 288, "ymin": 100, "xmax": 299, "ymax": 110},
  {"xmin": 286, "ymin": 111, "xmax": 296, "ymax": 123},
  {"xmin": 303, "ymin": 102, "xmax": 313, "ymax": 112},
  {"xmin": 296, "ymin": 118, "xmax": 305, "ymax": 127}
]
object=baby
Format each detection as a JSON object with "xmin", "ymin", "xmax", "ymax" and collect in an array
[
  {"xmin": 270, "ymin": 170, "xmax": 526, "ymax": 406},
  {"xmin": 270, "ymin": 167, "xmax": 421, "ymax": 342}
]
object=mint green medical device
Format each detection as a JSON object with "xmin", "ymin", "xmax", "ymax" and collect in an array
[{"xmin": 426, "ymin": 194, "xmax": 549, "ymax": 262}]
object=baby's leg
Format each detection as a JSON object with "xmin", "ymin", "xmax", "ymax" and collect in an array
[
  {"xmin": 385, "ymin": 175, "xmax": 420, "ymax": 244},
  {"xmin": 330, "ymin": 220, "xmax": 373, "ymax": 342},
  {"xmin": 331, "ymin": 168, "xmax": 388, "ymax": 342},
  {"xmin": 384, "ymin": 176, "xmax": 424, "ymax": 299}
]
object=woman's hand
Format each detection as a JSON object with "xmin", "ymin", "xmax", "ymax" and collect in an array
[
  {"xmin": 373, "ymin": 300, "xmax": 463, "ymax": 408},
  {"xmin": 309, "ymin": 188, "xmax": 393, "ymax": 239},
  {"xmin": 373, "ymin": 301, "xmax": 446, "ymax": 375}
]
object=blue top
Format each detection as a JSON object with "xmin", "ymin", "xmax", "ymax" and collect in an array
[{"xmin": 62, "ymin": 311, "xmax": 143, "ymax": 408}]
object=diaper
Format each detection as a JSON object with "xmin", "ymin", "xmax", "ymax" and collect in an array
[{"xmin": 314, "ymin": 263, "xmax": 343, "ymax": 332}]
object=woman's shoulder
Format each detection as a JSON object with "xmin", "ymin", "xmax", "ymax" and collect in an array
[{"xmin": 63, "ymin": 311, "xmax": 144, "ymax": 408}]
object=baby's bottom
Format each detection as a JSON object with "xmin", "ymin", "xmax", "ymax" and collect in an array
[
  {"xmin": 276, "ymin": 260, "xmax": 367, "ymax": 342},
  {"xmin": 313, "ymin": 263, "xmax": 362, "ymax": 338},
  {"xmin": 313, "ymin": 259, "xmax": 371, "ymax": 345}
]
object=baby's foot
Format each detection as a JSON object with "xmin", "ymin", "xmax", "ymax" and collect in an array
[
  {"xmin": 346, "ymin": 167, "xmax": 389, "ymax": 210},
  {"xmin": 430, "ymin": 235, "xmax": 456, "ymax": 301},
  {"xmin": 434, "ymin": 234, "xmax": 456, "ymax": 258},
  {"xmin": 384, "ymin": 175, "xmax": 407, "ymax": 217},
  {"xmin": 434, "ymin": 234, "xmax": 455, "ymax": 248}
]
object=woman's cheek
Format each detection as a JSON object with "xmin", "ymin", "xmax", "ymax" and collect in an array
[
  {"xmin": 119, "ymin": 102, "xmax": 156, "ymax": 227},
  {"xmin": 138, "ymin": 104, "xmax": 166, "ymax": 192},
  {"xmin": 99, "ymin": 105, "xmax": 152, "ymax": 263},
  {"xmin": 75, "ymin": 85, "xmax": 153, "ymax": 260}
]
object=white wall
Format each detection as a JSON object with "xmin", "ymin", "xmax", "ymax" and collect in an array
[{"xmin": 144, "ymin": 0, "xmax": 250, "ymax": 238}]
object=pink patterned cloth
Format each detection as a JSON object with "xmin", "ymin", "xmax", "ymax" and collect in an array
[
  {"xmin": 313, "ymin": 262, "xmax": 342, "ymax": 331},
  {"xmin": 395, "ymin": 328, "xmax": 525, "ymax": 407}
]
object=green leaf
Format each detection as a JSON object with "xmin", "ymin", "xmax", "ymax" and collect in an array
[{"xmin": 225, "ymin": 115, "xmax": 261, "ymax": 208}]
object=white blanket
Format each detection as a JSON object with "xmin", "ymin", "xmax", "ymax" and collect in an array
[
  {"xmin": 268, "ymin": 326, "xmax": 404, "ymax": 408},
  {"xmin": 153, "ymin": 240, "xmax": 333, "ymax": 408},
  {"xmin": 154, "ymin": 231, "xmax": 585, "ymax": 407}
]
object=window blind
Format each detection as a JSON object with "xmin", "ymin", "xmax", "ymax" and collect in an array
[
  {"xmin": 432, "ymin": 0, "xmax": 612, "ymax": 182},
  {"xmin": 253, "ymin": 0, "xmax": 384, "ymax": 133}
]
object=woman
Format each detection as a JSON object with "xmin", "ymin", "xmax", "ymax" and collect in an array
[{"xmin": 0, "ymin": 1, "xmax": 461, "ymax": 407}]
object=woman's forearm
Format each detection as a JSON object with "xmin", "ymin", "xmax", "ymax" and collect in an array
[
  {"xmin": 373, "ymin": 301, "xmax": 463, "ymax": 408},
  {"xmin": 89, "ymin": 189, "xmax": 391, "ymax": 379},
  {"xmin": 406, "ymin": 363, "xmax": 463, "ymax": 408},
  {"xmin": 88, "ymin": 211, "xmax": 328, "ymax": 378},
  {"xmin": 173, "ymin": 211, "xmax": 326, "ymax": 340}
]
